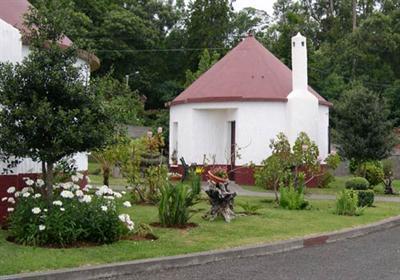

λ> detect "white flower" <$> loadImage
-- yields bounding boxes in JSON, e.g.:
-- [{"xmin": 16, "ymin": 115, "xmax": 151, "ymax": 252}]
[
  {"xmin": 60, "ymin": 190, "xmax": 74, "ymax": 199},
  {"xmin": 14, "ymin": 191, "xmax": 20, "ymax": 198},
  {"xmin": 7, "ymin": 197, "xmax": 15, "ymax": 204},
  {"xmin": 25, "ymin": 179, "xmax": 34, "ymax": 186},
  {"xmin": 34, "ymin": 193, "xmax": 42, "ymax": 199},
  {"xmin": 118, "ymin": 214, "xmax": 129, "ymax": 223},
  {"xmin": 39, "ymin": 225, "xmax": 46, "ymax": 231},
  {"xmin": 113, "ymin": 192, "xmax": 122, "ymax": 198},
  {"xmin": 7, "ymin": 186, "xmax": 16, "ymax": 194},
  {"xmin": 71, "ymin": 175, "xmax": 79, "ymax": 183},
  {"xmin": 60, "ymin": 207, "xmax": 65, "ymax": 212},
  {"xmin": 118, "ymin": 214, "xmax": 135, "ymax": 231},
  {"xmin": 61, "ymin": 182, "xmax": 73, "ymax": 190},
  {"xmin": 21, "ymin": 187, "xmax": 31, "ymax": 194},
  {"xmin": 44, "ymin": 208, "xmax": 48, "ymax": 212},
  {"xmin": 96, "ymin": 185, "xmax": 113, "ymax": 196},
  {"xmin": 83, "ymin": 184, "xmax": 92, "ymax": 192},
  {"xmin": 53, "ymin": 200, "xmax": 63, "ymax": 206},
  {"xmin": 121, "ymin": 191, "xmax": 126, "ymax": 195},
  {"xmin": 77, "ymin": 172, "xmax": 84, "ymax": 180},
  {"xmin": 104, "ymin": 196, "xmax": 115, "ymax": 200},
  {"xmin": 1, "ymin": 197, "xmax": 7, "ymax": 202},
  {"xmin": 75, "ymin": 190, "xmax": 84, "ymax": 197},
  {"xmin": 72, "ymin": 184, "xmax": 80, "ymax": 191},
  {"xmin": 36, "ymin": 179, "xmax": 45, "ymax": 187},
  {"xmin": 32, "ymin": 207, "xmax": 41, "ymax": 214},
  {"xmin": 101, "ymin": 205, "xmax": 108, "ymax": 212},
  {"xmin": 22, "ymin": 192, "xmax": 31, "ymax": 198},
  {"xmin": 7, "ymin": 207, "xmax": 14, "ymax": 212},
  {"xmin": 80, "ymin": 195, "xmax": 92, "ymax": 203},
  {"xmin": 123, "ymin": 201, "xmax": 132, "ymax": 208}
]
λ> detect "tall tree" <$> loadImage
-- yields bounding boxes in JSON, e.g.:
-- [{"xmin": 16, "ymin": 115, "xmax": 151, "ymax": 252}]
[
  {"xmin": 185, "ymin": 0, "xmax": 233, "ymax": 70},
  {"xmin": 0, "ymin": 0, "xmax": 113, "ymax": 200},
  {"xmin": 335, "ymin": 84, "xmax": 395, "ymax": 164}
]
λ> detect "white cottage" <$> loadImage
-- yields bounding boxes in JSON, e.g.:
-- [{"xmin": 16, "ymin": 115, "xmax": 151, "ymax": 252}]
[
  {"xmin": 169, "ymin": 34, "xmax": 331, "ymax": 185},
  {"xmin": 0, "ymin": 1, "xmax": 99, "ymax": 186}
]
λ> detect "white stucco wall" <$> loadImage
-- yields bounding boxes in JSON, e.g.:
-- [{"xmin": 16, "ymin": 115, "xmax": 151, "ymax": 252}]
[
  {"xmin": 0, "ymin": 19, "xmax": 22, "ymax": 63},
  {"xmin": 170, "ymin": 101, "xmax": 330, "ymax": 166},
  {"xmin": 0, "ymin": 27, "xmax": 89, "ymax": 174}
]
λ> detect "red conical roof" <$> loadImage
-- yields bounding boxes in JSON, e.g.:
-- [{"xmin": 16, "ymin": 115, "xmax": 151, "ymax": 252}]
[{"xmin": 171, "ymin": 36, "xmax": 331, "ymax": 106}]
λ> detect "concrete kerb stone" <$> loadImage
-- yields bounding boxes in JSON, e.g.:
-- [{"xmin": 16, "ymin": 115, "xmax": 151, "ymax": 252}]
[{"xmin": 2, "ymin": 215, "xmax": 400, "ymax": 280}]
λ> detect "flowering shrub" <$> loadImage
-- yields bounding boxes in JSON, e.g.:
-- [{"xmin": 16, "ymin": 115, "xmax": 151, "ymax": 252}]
[{"xmin": 2, "ymin": 176, "xmax": 134, "ymax": 246}]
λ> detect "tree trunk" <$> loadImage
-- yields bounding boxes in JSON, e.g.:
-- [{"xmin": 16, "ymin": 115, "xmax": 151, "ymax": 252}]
[
  {"xmin": 203, "ymin": 181, "xmax": 236, "ymax": 222},
  {"xmin": 45, "ymin": 161, "xmax": 54, "ymax": 202},
  {"xmin": 352, "ymin": 0, "xmax": 357, "ymax": 31},
  {"xmin": 329, "ymin": 0, "xmax": 334, "ymax": 17},
  {"xmin": 103, "ymin": 167, "xmax": 110, "ymax": 186}
]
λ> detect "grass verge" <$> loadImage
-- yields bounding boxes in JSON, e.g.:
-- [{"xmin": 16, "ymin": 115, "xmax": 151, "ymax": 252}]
[{"xmin": 1, "ymin": 196, "xmax": 400, "ymax": 275}]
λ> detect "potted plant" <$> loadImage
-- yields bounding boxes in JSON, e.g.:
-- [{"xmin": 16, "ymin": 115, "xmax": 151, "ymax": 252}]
[{"xmin": 208, "ymin": 167, "xmax": 228, "ymax": 184}]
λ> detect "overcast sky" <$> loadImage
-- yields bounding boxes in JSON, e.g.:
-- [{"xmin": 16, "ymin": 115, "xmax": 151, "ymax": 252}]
[{"xmin": 232, "ymin": 0, "xmax": 275, "ymax": 15}]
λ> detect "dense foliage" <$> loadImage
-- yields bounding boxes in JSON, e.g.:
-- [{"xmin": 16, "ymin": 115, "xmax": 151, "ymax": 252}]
[
  {"xmin": 335, "ymin": 85, "xmax": 395, "ymax": 164},
  {"xmin": 255, "ymin": 132, "xmax": 319, "ymax": 203},
  {"xmin": 335, "ymin": 189, "xmax": 364, "ymax": 216},
  {"xmin": 345, "ymin": 177, "xmax": 370, "ymax": 190},
  {"xmin": 2, "ymin": 177, "xmax": 133, "ymax": 246},
  {"xmin": 25, "ymin": 0, "xmax": 400, "ymax": 157}
]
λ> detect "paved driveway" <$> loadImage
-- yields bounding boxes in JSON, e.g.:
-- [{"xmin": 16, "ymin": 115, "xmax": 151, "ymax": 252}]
[{"xmin": 121, "ymin": 225, "xmax": 400, "ymax": 280}]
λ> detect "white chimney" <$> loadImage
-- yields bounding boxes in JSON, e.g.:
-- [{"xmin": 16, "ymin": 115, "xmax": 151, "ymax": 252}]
[{"xmin": 291, "ymin": 32, "xmax": 308, "ymax": 92}]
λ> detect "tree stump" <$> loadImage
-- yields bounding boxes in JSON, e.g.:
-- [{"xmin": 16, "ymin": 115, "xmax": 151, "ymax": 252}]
[{"xmin": 203, "ymin": 181, "xmax": 237, "ymax": 222}]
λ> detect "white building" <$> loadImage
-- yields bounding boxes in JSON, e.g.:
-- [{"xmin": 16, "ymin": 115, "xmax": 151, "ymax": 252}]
[
  {"xmin": 169, "ymin": 33, "xmax": 331, "ymax": 185},
  {"xmin": 0, "ymin": 0, "xmax": 99, "ymax": 181}
]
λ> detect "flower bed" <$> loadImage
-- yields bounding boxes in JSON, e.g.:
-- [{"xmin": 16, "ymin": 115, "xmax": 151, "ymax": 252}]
[{"xmin": 1, "ymin": 176, "xmax": 134, "ymax": 247}]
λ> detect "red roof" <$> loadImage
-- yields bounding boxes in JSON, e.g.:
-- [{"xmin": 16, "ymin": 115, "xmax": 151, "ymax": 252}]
[
  {"xmin": 172, "ymin": 36, "xmax": 331, "ymax": 106},
  {"xmin": 0, "ymin": 0, "xmax": 72, "ymax": 47}
]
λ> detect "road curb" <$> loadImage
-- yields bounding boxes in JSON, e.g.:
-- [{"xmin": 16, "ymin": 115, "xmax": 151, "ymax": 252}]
[{"xmin": 3, "ymin": 215, "xmax": 400, "ymax": 280}]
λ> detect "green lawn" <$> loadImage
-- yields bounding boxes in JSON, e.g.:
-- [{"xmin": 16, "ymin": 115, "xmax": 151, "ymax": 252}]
[
  {"xmin": 87, "ymin": 162, "xmax": 128, "ymax": 187},
  {"xmin": 242, "ymin": 176, "xmax": 400, "ymax": 196},
  {"xmin": 2, "ymin": 196, "xmax": 400, "ymax": 276}
]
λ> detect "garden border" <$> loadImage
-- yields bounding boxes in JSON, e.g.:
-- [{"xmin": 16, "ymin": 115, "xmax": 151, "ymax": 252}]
[{"xmin": 2, "ymin": 214, "xmax": 400, "ymax": 280}]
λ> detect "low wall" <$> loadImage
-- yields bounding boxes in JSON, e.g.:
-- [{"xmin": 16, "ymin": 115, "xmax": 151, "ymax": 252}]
[{"xmin": 170, "ymin": 165, "xmax": 323, "ymax": 187}]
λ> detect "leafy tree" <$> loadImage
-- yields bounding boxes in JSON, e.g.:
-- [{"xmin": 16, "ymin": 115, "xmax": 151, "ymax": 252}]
[
  {"xmin": 0, "ymin": 1, "xmax": 113, "ymax": 200},
  {"xmin": 185, "ymin": 0, "xmax": 233, "ymax": 69},
  {"xmin": 184, "ymin": 49, "xmax": 220, "ymax": 88},
  {"xmin": 335, "ymin": 84, "xmax": 396, "ymax": 165}
]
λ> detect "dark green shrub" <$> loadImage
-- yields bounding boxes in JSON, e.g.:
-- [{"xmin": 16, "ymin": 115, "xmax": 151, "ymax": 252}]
[
  {"xmin": 279, "ymin": 185, "xmax": 309, "ymax": 210},
  {"xmin": 345, "ymin": 177, "xmax": 370, "ymax": 190},
  {"xmin": 362, "ymin": 162, "xmax": 384, "ymax": 186},
  {"xmin": 335, "ymin": 189, "xmax": 364, "ymax": 216},
  {"xmin": 158, "ymin": 183, "xmax": 192, "ymax": 227},
  {"xmin": 357, "ymin": 190, "xmax": 374, "ymax": 207},
  {"xmin": 319, "ymin": 172, "xmax": 335, "ymax": 188}
]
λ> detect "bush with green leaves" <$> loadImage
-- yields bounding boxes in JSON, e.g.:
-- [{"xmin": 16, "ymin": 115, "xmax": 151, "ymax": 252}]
[
  {"xmin": 279, "ymin": 185, "xmax": 309, "ymax": 210},
  {"xmin": 361, "ymin": 161, "xmax": 384, "ymax": 186},
  {"xmin": 335, "ymin": 189, "xmax": 364, "ymax": 216},
  {"xmin": 237, "ymin": 201, "xmax": 262, "ymax": 215},
  {"xmin": 2, "ymin": 177, "xmax": 134, "ymax": 246},
  {"xmin": 345, "ymin": 177, "xmax": 370, "ymax": 190},
  {"xmin": 357, "ymin": 190, "xmax": 374, "ymax": 207},
  {"xmin": 158, "ymin": 183, "xmax": 194, "ymax": 227}
]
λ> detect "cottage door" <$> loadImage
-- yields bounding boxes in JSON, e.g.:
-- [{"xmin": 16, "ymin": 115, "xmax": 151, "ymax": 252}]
[{"xmin": 228, "ymin": 121, "xmax": 236, "ymax": 180}]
